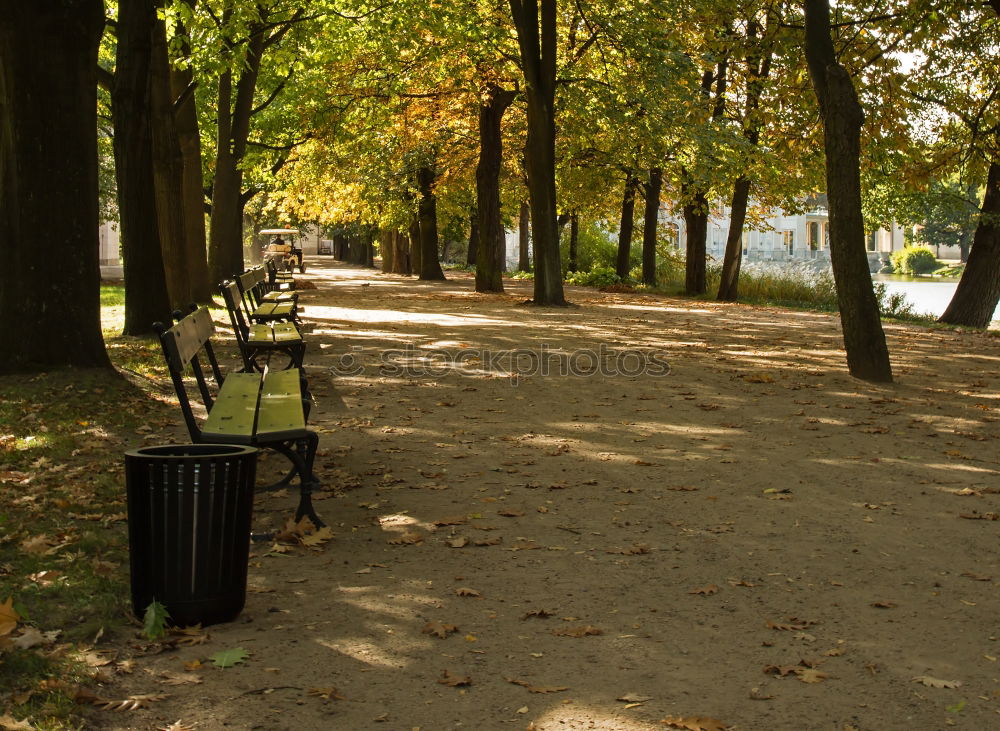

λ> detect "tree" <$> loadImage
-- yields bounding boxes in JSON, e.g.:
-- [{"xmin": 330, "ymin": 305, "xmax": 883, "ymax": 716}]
[
  {"xmin": 509, "ymin": 0, "xmax": 566, "ymax": 305},
  {"xmin": 0, "ymin": 0, "xmax": 112, "ymax": 371},
  {"xmin": 475, "ymin": 83, "xmax": 517, "ymax": 293},
  {"xmin": 804, "ymin": 0, "xmax": 892, "ymax": 382}
]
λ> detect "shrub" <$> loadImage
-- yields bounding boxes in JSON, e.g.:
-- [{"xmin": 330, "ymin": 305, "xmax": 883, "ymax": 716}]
[
  {"xmin": 890, "ymin": 245, "xmax": 938, "ymax": 275},
  {"xmin": 565, "ymin": 265, "xmax": 621, "ymax": 287},
  {"xmin": 509, "ymin": 269, "xmax": 534, "ymax": 280}
]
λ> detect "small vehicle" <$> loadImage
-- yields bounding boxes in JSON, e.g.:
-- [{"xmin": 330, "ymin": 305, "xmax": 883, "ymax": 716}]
[{"xmin": 260, "ymin": 228, "xmax": 306, "ymax": 274}]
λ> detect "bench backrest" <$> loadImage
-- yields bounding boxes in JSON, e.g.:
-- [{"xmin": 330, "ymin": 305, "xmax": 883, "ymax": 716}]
[
  {"xmin": 220, "ymin": 280, "xmax": 256, "ymax": 372},
  {"xmin": 237, "ymin": 268, "xmax": 267, "ymax": 310},
  {"xmin": 154, "ymin": 306, "xmax": 225, "ymax": 442}
]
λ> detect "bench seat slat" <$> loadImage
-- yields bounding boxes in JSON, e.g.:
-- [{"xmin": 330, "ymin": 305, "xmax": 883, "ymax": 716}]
[
  {"xmin": 271, "ymin": 323, "xmax": 302, "ymax": 343},
  {"xmin": 261, "ymin": 291, "xmax": 297, "ymax": 304},
  {"xmin": 256, "ymin": 368, "xmax": 307, "ymax": 439},
  {"xmin": 252, "ymin": 302, "xmax": 295, "ymax": 319},
  {"xmin": 247, "ymin": 323, "xmax": 276, "ymax": 345},
  {"xmin": 202, "ymin": 373, "xmax": 261, "ymax": 442}
]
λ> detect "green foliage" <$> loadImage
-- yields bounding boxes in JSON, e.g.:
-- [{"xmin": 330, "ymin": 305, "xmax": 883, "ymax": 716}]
[
  {"xmin": 871, "ymin": 282, "xmax": 925, "ymax": 321},
  {"xmin": 509, "ymin": 270, "xmax": 534, "ymax": 280},
  {"xmin": 564, "ymin": 265, "xmax": 621, "ymax": 287},
  {"xmin": 211, "ymin": 647, "xmax": 250, "ymax": 668},
  {"xmin": 890, "ymin": 245, "xmax": 939, "ymax": 275},
  {"xmin": 143, "ymin": 600, "xmax": 170, "ymax": 640}
]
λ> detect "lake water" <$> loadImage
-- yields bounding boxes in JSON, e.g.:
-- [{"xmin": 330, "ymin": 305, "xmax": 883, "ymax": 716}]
[{"xmin": 873, "ymin": 275, "xmax": 1000, "ymax": 324}]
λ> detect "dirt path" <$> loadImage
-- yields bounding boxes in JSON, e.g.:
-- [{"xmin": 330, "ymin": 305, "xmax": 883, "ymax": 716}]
[{"xmin": 97, "ymin": 260, "xmax": 1000, "ymax": 731}]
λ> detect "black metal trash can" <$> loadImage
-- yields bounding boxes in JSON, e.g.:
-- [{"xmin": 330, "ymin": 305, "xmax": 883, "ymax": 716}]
[{"xmin": 125, "ymin": 444, "xmax": 258, "ymax": 627}]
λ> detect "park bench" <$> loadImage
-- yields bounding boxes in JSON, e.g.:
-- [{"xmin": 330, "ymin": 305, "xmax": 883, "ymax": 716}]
[
  {"xmin": 154, "ymin": 306, "xmax": 323, "ymax": 527},
  {"xmin": 237, "ymin": 269, "xmax": 299, "ymax": 324},
  {"xmin": 220, "ymin": 281, "xmax": 306, "ymax": 372},
  {"xmin": 265, "ymin": 258, "xmax": 296, "ymax": 291}
]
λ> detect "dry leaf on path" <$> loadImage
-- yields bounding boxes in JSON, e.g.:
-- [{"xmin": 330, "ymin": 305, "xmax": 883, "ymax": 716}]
[
  {"xmin": 617, "ymin": 693, "xmax": 653, "ymax": 703},
  {"xmin": 506, "ymin": 677, "xmax": 569, "ymax": 693},
  {"xmin": 913, "ymin": 676, "xmax": 962, "ymax": 689},
  {"xmin": 497, "ymin": 509, "xmax": 525, "ymax": 517},
  {"xmin": 158, "ymin": 722, "xmax": 196, "ymax": 731},
  {"xmin": 522, "ymin": 609, "xmax": 553, "ymax": 620},
  {"xmin": 796, "ymin": 668, "xmax": 829, "ymax": 684},
  {"xmin": 422, "ymin": 622, "xmax": 458, "ymax": 639},
  {"xmin": 387, "ymin": 532, "xmax": 423, "ymax": 545},
  {"xmin": 763, "ymin": 665, "xmax": 798, "ymax": 677},
  {"xmin": 92, "ymin": 693, "xmax": 169, "ymax": 711},
  {"xmin": 552, "ymin": 625, "xmax": 602, "ymax": 637},
  {"xmin": 870, "ymin": 601, "xmax": 896, "ymax": 609},
  {"xmin": 300, "ymin": 527, "xmax": 335, "ymax": 547},
  {"xmin": 608, "ymin": 545, "xmax": 650, "ymax": 555},
  {"xmin": 455, "ymin": 588, "xmax": 481, "ymax": 597},
  {"xmin": 433, "ymin": 516, "xmax": 468, "ymax": 526},
  {"xmin": 155, "ymin": 671, "xmax": 202, "ymax": 686},
  {"xmin": 661, "ymin": 715, "xmax": 730, "ymax": 731},
  {"xmin": 688, "ymin": 584, "xmax": 719, "ymax": 595},
  {"xmin": 0, "ymin": 714, "xmax": 33, "ymax": 730},
  {"xmin": 448, "ymin": 537, "xmax": 470, "ymax": 548},
  {"xmin": 438, "ymin": 670, "xmax": 471, "ymax": 687}
]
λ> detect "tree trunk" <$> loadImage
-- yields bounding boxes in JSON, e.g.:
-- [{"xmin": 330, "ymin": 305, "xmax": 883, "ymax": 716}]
[
  {"xmin": 509, "ymin": 0, "xmax": 566, "ymax": 305},
  {"xmin": 805, "ymin": 0, "xmax": 893, "ymax": 382},
  {"xmin": 642, "ymin": 168, "xmax": 662, "ymax": 286},
  {"xmin": 568, "ymin": 212, "xmax": 579, "ymax": 272},
  {"xmin": 113, "ymin": 0, "xmax": 172, "ymax": 335},
  {"xmin": 381, "ymin": 229, "xmax": 394, "ymax": 273},
  {"xmin": 518, "ymin": 200, "xmax": 531, "ymax": 271},
  {"xmin": 170, "ymin": 0, "xmax": 211, "ymax": 302},
  {"xmin": 476, "ymin": 84, "xmax": 516, "ymax": 293},
  {"xmin": 717, "ymin": 177, "xmax": 751, "ymax": 300},
  {"xmin": 409, "ymin": 217, "xmax": 422, "ymax": 275},
  {"xmin": 616, "ymin": 172, "xmax": 637, "ymax": 279},
  {"xmin": 0, "ymin": 0, "xmax": 111, "ymax": 370},
  {"xmin": 209, "ymin": 17, "xmax": 265, "ymax": 284},
  {"xmin": 416, "ymin": 165, "xmax": 446, "ymax": 280},
  {"xmin": 940, "ymin": 161, "xmax": 1000, "ymax": 327},
  {"xmin": 467, "ymin": 213, "xmax": 479, "ymax": 266},
  {"xmin": 395, "ymin": 230, "xmax": 411, "ymax": 274},
  {"xmin": 150, "ymin": 2, "xmax": 190, "ymax": 309},
  {"xmin": 682, "ymin": 178, "xmax": 708, "ymax": 296}
]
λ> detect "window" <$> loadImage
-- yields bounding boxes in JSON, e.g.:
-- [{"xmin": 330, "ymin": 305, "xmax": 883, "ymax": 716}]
[
  {"xmin": 808, "ymin": 222, "xmax": 819, "ymax": 250},
  {"xmin": 783, "ymin": 230, "xmax": 794, "ymax": 255}
]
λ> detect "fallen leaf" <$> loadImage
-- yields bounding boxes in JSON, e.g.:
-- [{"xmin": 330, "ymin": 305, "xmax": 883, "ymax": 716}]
[
  {"xmin": 688, "ymin": 584, "xmax": 719, "ymax": 596},
  {"xmin": 437, "ymin": 670, "xmax": 471, "ymax": 687},
  {"xmin": 433, "ymin": 516, "xmax": 468, "ymax": 526},
  {"xmin": 960, "ymin": 572, "xmax": 992, "ymax": 581},
  {"xmin": 210, "ymin": 647, "xmax": 249, "ymax": 668},
  {"xmin": 552, "ymin": 625, "xmax": 602, "ymax": 637},
  {"xmin": 92, "ymin": 693, "xmax": 169, "ymax": 711},
  {"xmin": 455, "ymin": 588, "xmax": 481, "ymax": 597},
  {"xmin": 617, "ymin": 693, "xmax": 653, "ymax": 703},
  {"xmin": 300, "ymin": 526, "xmax": 335, "ymax": 547},
  {"xmin": 422, "ymin": 622, "xmax": 458, "ymax": 639},
  {"xmin": 913, "ymin": 675, "xmax": 962, "ymax": 689},
  {"xmin": 748, "ymin": 687, "xmax": 774, "ymax": 700},
  {"xmin": 155, "ymin": 671, "xmax": 203, "ymax": 686},
  {"xmin": 797, "ymin": 668, "xmax": 829, "ymax": 684},
  {"xmin": 506, "ymin": 677, "xmax": 569, "ymax": 693},
  {"xmin": 387, "ymin": 532, "xmax": 424, "ymax": 545},
  {"xmin": 608, "ymin": 545, "xmax": 650, "ymax": 555},
  {"xmin": 959, "ymin": 511, "xmax": 999, "ymax": 520},
  {"xmin": 870, "ymin": 601, "xmax": 896, "ymax": 609},
  {"xmin": 497, "ymin": 509, "xmax": 525, "ymax": 517},
  {"xmin": 0, "ymin": 714, "xmax": 33, "ymax": 730},
  {"xmin": 448, "ymin": 537, "xmax": 470, "ymax": 548},
  {"xmin": 521, "ymin": 609, "xmax": 553, "ymax": 620},
  {"xmin": 660, "ymin": 715, "xmax": 730, "ymax": 731},
  {"xmin": 0, "ymin": 598, "xmax": 20, "ymax": 637},
  {"xmin": 762, "ymin": 665, "xmax": 798, "ymax": 677}
]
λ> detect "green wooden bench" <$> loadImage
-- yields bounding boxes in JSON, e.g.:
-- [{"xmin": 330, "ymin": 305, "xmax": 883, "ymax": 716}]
[
  {"xmin": 237, "ymin": 269, "xmax": 299, "ymax": 324},
  {"xmin": 220, "ymin": 281, "xmax": 306, "ymax": 372},
  {"xmin": 154, "ymin": 306, "xmax": 323, "ymax": 527},
  {"xmin": 265, "ymin": 258, "xmax": 296, "ymax": 291}
]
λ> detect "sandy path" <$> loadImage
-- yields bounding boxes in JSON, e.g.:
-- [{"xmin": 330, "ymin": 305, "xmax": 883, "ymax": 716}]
[{"xmin": 99, "ymin": 259, "xmax": 1000, "ymax": 731}]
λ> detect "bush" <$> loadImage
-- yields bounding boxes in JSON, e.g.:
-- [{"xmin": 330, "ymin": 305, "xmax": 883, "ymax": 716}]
[
  {"xmin": 565, "ymin": 265, "xmax": 621, "ymax": 287},
  {"xmin": 890, "ymin": 245, "xmax": 938, "ymax": 275},
  {"xmin": 509, "ymin": 269, "xmax": 534, "ymax": 280}
]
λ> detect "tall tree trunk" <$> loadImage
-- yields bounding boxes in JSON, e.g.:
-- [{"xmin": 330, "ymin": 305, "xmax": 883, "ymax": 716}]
[
  {"xmin": 518, "ymin": 200, "xmax": 531, "ymax": 271},
  {"xmin": 380, "ymin": 229, "xmax": 394, "ymax": 273},
  {"xmin": 150, "ymin": 2, "xmax": 190, "ymax": 308},
  {"xmin": 0, "ymin": 0, "xmax": 111, "ymax": 370},
  {"xmin": 940, "ymin": 162, "xmax": 1000, "ymax": 327},
  {"xmin": 568, "ymin": 212, "xmax": 579, "ymax": 272},
  {"xmin": 642, "ymin": 168, "xmax": 662, "ymax": 286},
  {"xmin": 113, "ymin": 0, "xmax": 172, "ymax": 335},
  {"xmin": 616, "ymin": 172, "xmax": 638, "ymax": 279},
  {"xmin": 395, "ymin": 230, "xmax": 411, "ymax": 274},
  {"xmin": 718, "ymin": 17, "xmax": 771, "ymax": 301},
  {"xmin": 170, "ymin": 0, "xmax": 211, "ymax": 302},
  {"xmin": 416, "ymin": 165, "xmax": 446, "ymax": 280},
  {"xmin": 409, "ymin": 216, "xmax": 422, "ymax": 275},
  {"xmin": 209, "ymin": 17, "xmax": 265, "ymax": 284},
  {"xmin": 717, "ymin": 177, "xmax": 751, "ymax": 300},
  {"xmin": 476, "ymin": 84, "xmax": 516, "ymax": 293},
  {"xmin": 509, "ymin": 0, "xmax": 566, "ymax": 305},
  {"xmin": 805, "ymin": 0, "xmax": 892, "ymax": 382},
  {"xmin": 467, "ymin": 212, "xmax": 479, "ymax": 266},
  {"xmin": 683, "ymin": 181, "xmax": 708, "ymax": 295}
]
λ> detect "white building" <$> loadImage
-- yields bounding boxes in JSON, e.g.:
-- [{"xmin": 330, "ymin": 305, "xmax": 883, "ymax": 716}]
[{"xmin": 665, "ymin": 196, "xmax": 909, "ymax": 271}]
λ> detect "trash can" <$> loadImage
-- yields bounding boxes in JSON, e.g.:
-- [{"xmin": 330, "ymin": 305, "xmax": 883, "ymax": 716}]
[{"xmin": 125, "ymin": 444, "xmax": 258, "ymax": 627}]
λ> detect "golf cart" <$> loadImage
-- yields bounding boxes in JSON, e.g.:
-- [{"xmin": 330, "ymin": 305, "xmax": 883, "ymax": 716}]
[{"xmin": 260, "ymin": 228, "xmax": 306, "ymax": 274}]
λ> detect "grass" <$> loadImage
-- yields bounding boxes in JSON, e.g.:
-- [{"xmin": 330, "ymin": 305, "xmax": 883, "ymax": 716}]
[{"xmin": 0, "ymin": 285, "xmax": 193, "ymax": 729}]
